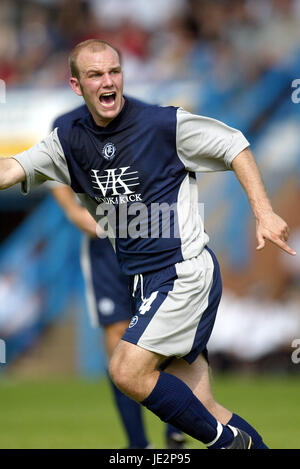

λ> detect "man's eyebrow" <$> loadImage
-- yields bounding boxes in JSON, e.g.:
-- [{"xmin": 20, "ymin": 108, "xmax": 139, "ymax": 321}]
[
  {"xmin": 85, "ymin": 66, "xmax": 121, "ymax": 74},
  {"xmin": 85, "ymin": 68, "xmax": 102, "ymax": 74}
]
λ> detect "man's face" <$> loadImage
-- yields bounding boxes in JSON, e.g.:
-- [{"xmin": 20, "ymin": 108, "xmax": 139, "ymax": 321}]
[{"xmin": 70, "ymin": 47, "xmax": 124, "ymax": 127}]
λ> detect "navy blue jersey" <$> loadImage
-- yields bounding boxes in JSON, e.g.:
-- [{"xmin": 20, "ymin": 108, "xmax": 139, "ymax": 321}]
[
  {"xmin": 13, "ymin": 96, "xmax": 250, "ymax": 275},
  {"xmin": 57, "ymin": 97, "xmax": 187, "ymax": 274}
]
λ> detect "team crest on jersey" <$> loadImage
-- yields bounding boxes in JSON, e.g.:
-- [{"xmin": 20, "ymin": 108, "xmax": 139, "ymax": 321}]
[{"xmin": 102, "ymin": 142, "xmax": 116, "ymax": 160}]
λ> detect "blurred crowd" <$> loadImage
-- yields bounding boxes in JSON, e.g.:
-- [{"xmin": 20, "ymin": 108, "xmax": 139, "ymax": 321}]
[{"xmin": 1, "ymin": 0, "xmax": 300, "ymax": 89}]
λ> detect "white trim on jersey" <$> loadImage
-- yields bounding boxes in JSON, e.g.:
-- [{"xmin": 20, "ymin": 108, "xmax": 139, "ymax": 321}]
[{"xmin": 177, "ymin": 173, "xmax": 209, "ymax": 261}]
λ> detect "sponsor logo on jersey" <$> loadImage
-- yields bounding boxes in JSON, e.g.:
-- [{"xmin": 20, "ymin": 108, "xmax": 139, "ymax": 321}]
[
  {"xmin": 91, "ymin": 166, "xmax": 200, "ymax": 240},
  {"xmin": 91, "ymin": 166, "xmax": 142, "ymax": 204},
  {"xmin": 102, "ymin": 142, "xmax": 116, "ymax": 160}
]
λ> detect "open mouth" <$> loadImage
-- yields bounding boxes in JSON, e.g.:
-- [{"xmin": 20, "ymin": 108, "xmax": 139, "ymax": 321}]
[{"xmin": 99, "ymin": 92, "xmax": 116, "ymax": 108}]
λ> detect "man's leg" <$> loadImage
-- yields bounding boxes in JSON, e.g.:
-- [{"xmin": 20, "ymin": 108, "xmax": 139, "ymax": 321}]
[
  {"xmin": 165, "ymin": 353, "xmax": 268, "ymax": 449},
  {"xmin": 82, "ymin": 236, "xmax": 183, "ymax": 447},
  {"xmin": 164, "ymin": 353, "xmax": 232, "ymax": 423},
  {"xmin": 105, "ymin": 321, "xmax": 150, "ymax": 449},
  {"xmin": 106, "ymin": 321, "xmax": 184, "ymax": 448},
  {"xmin": 111, "ymin": 250, "xmax": 255, "ymax": 449},
  {"xmin": 109, "ymin": 340, "xmax": 241, "ymax": 449}
]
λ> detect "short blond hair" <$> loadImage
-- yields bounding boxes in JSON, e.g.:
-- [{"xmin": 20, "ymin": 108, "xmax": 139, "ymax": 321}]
[{"xmin": 69, "ymin": 39, "xmax": 121, "ymax": 79}]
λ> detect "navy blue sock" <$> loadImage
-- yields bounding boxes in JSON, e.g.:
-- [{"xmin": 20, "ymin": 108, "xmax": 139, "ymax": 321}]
[
  {"xmin": 108, "ymin": 377, "xmax": 149, "ymax": 448},
  {"xmin": 228, "ymin": 413, "xmax": 269, "ymax": 449},
  {"xmin": 142, "ymin": 371, "xmax": 233, "ymax": 448}
]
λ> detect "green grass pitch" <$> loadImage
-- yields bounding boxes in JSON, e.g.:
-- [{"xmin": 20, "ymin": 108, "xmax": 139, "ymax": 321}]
[{"xmin": 0, "ymin": 373, "xmax": 299, "ymax": 449}]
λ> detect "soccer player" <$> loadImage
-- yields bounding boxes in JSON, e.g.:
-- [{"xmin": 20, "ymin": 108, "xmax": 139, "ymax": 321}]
[
  {"xmin": 51, "ymin": 180, "xmax": 185, "ymax": 449},
  {"xmin": 0, "ymin": 39, "xmax": 295, "ymax": 449}
]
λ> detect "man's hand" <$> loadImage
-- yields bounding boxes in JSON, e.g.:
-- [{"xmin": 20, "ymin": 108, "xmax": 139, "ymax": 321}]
[
  {"xmin": 232, "ymin": 148, "xmax": 296, "ymax": 256},
  {"xmin": 255, "ymin": 211, "xmax": 296, "ymax": 256},
  {"xmin": 51, "ymin": 184, "xmax": 98, "ymax": 238},
  {"xmin": 67, "ymin": 204, "xmax": 98, "ymax": 238}
]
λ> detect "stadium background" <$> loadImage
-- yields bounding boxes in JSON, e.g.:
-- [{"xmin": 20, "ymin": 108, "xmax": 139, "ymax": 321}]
[{"xmin": 0, "ymin": 0, "xmax": 299, "ymax": 449}]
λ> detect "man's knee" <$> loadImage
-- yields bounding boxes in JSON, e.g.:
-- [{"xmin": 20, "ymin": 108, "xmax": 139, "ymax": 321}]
[
  {"xmin": 109, "ymin": 349, "xmax": 133, "ymax": 396},
  {"xmin": 108, "ymin": 340, "xmax": 163, "ymax": 402}
]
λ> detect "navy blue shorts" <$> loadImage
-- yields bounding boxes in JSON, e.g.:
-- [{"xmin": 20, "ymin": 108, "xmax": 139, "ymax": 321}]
[
  {"xmin": 122, "ymin": 247, "xmax": 222, "ymax": 364},
  {"xmin": 80, "ymin": 236, "xmax": 131, "ymax": 327}
]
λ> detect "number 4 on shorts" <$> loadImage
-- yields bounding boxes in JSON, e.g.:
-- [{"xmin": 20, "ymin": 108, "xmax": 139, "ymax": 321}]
[{"xmin": 139, "ymin": 291, "xmax": 158, "ymax": 315}]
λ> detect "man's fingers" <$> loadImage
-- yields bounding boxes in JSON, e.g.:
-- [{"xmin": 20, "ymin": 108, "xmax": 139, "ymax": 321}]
[
  {"xmin": 281, "ymin": 225, "xmax": 290, "ymax": 242},
  {"xmin": 270, "ymin": 236, "xmax": 296, "ymax": 256},
  {"xmin": 256, "ymin": 233, "xmax": 265, "ymax": 251},
  {"xmin": 256, "ymin": 228, "xmax": 296, "ymax": 255},
  {"xmin": 256, "ymin": 215, "xmax": 296, "ymax": 255}
]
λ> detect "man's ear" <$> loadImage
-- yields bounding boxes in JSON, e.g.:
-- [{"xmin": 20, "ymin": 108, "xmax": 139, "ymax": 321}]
[{"xmin": 69, "ymin": 77, "xmax": 83, "ymax": 97}]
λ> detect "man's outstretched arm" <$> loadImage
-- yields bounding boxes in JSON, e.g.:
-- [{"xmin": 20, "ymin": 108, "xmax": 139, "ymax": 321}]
[
  {"xmin": 232, "ymin": 147, "xmax": 296, "ymax": 256},
  {"xmin": 0, "ymin": 130, "xmax": 71, "ymax": 194},
  {"xmin": 0, "ymin": 158, "xmax": 26, "ymax": 190}
]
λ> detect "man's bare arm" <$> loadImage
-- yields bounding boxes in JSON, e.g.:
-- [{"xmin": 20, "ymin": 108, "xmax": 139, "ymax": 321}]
[
  {"xmin": 52, "ymin": 185, "xmax": 98, "ymax": 238},
  {"xmin": 232, "ymin": 147, "xmax": 296, "ymax": 256},
  {"xmin": 0, "ymin": 158, "xmax": 25, "ymax": 189}
]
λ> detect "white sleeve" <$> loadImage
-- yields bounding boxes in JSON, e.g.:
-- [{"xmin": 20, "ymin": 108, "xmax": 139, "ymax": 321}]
[
  {"xmin": 176, "ymin": 108, "xmax": 250, "ymax": 172},
  {"xmin": 11, "ymin": 128, "xmax": 71, "ymax": 194}
]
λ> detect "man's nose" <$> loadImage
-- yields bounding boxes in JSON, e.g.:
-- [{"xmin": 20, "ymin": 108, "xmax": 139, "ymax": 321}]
[{"xmin": 102, "ymin": 72, "xmax": 113, "ymax": 87}]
